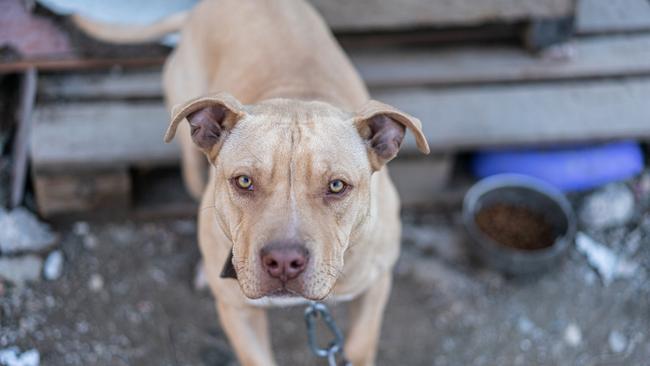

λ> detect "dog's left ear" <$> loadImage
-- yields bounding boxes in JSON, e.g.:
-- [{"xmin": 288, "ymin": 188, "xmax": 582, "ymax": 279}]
[
  {"xmin": 354, "ymin": 100, "xmax": 430, "ymax": 171},
  {"xmin": 164, "ymin": 92, "xmax": 246, "ymax": 160}
]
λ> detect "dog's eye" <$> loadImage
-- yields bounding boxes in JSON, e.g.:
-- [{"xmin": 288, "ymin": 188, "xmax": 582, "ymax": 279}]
[
  {"xmin": 235, "ymin": 175, "xmax": 254, "ymax": 190},
  {"xmin": 327, "ymin": 179, "xmax": 347, "ymax": 194}
]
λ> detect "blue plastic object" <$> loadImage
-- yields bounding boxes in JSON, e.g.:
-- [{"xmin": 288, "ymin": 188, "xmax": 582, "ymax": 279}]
[{"xmin": 471, "ymin": 141, "xmax": 645, "ymax": 192}]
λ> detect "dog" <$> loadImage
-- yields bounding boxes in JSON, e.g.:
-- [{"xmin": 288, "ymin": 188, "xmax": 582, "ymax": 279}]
[{"xmin": 74, "ymin": 0, "xmax": 429, "ymax": 364}]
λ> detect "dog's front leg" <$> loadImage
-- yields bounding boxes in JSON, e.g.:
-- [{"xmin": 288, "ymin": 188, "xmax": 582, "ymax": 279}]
[
  {"xmin": 344, "ymin": 271, "xmax": 392, "ymax": 366},
  {"xmin": 217, "ymin": 301, "xmax": 276, "ymax": 366}
]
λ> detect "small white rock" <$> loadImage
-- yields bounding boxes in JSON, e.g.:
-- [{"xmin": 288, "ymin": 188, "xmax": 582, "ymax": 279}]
[
  {"xmin": 0, "ymin": 347, "xmax": 40, "ymax": 366},
  {"xmin": 579, "ymin": 184, "xmax": 635, "ymax": 230},
  {"xmin": 88, "ymin": 274, "xmax": 104, "ymax": 292},
  {"xmin": 0, "ymin": 207, "xmax": 57, "ymax": 254},
  {"xmin": 564, "ymin": 323, "xmax": 582, "ymax": 347},
  {"xmin": 517, "ymin": 316, "xmax": 534, "ymax": 335},
  {"xmin": 576, "ymin": 232, "xmax": 638, "ymax": 286},
  {"xmin": 609, "ymin": 330, "xmax": 627, "ymax": 353},
  {"xmin": 83, "ymin": 235, "xmax": 98, "ymax": 250},
  {"xmin": 43, "ymin": 251, "xmax": 63, "ymax": 281},
  {"xmin": 0, "ymin": 256, "xmax": 43, "ymax": 286},
  {"xmin": 72, "ymin": 221, "xmax": 90, "ymax": 236},
  {"xmin": 76, "ymin": 321, "xmax": 90, "ymax": 334}
]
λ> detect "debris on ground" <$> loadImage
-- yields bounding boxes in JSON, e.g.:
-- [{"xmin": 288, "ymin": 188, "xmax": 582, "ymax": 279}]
[
  {"xmin": 563, "ymin": 323, "xmax": 582, "ymax": 347},
  {"xmin": 87, "ymin": 273, "xmax": 104, "ymax": 292},
  {"xmin": 608, "ymin": 330, "xmax": 627, "ymax": 354},
  {"xmin": 1, "ymin": 171, "xmax": 649, "ymax": 365},
  {"xmin": 0, "ymin": 255, "xmax": 42, "ymax": 285},
  {"xmin": 401, "ymin": 222, "xmax": 466, "ymax": 263},
  {"xmin": 575, "ymin": 232, "xmax": 639, "ymax": 286},
  {"xmin": 72, "ymin": 222, "xmax": 90, "ymax": 237},
  {"xmin": 42, "ymin": 250, "xmax": 63, "ymax": 281},
  {"xmin": 0, "ymin": 347, "xmax": 39, "ymax": 366},
  {"xmin": 0, "ymin": 207, "xmax": 57, "ymax": 254},
  {"xmin": 579, "ymin": 183, "xmax": 635, "ymax": 230}
]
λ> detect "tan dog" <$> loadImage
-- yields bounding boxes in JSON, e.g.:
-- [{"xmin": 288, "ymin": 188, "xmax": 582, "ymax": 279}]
[{"xmin": 74, "ymin": 1, "xmax": 429, "ymax": 364}]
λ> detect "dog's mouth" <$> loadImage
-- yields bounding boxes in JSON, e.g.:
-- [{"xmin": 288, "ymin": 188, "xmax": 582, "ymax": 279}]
[{"xmin": 267, "ymin": 287, "xmax": 301, "ymax": 298}]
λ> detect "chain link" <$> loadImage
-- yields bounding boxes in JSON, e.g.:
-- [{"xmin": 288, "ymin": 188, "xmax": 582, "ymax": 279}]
[{"xmin": 304, "ymin": 301, "xmax": 351, "ymax": 366}]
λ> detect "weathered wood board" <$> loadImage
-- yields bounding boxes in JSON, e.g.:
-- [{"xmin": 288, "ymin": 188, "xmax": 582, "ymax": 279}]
[
  {"xmin": 32, "ymin": 76, "xmax": 650, "ymax": 162},
  {"xmin": 354, "ymin": 34, "xmax": 650, "ymax": 87},
  {"xmin": 38, "ymin": 69, "xmax": 163, "ymax": 100},
  {"xmin": 33, "ymin": 168, "xmax": 130, "ymax": 216},
  {"xmin": 375, "ymin": 78, "xmax": 650, "ymax": 152},
  {"xmin": 309, "ymin": 0, "xmax": 574, "ymax": 31},
  {"xmin": 30, "ymin": 101, "xmax": 178, "ymax": 169},
  {"xmin": 38, "ymin": 34, "xmax": 650, "ymax": 97},
  {"xmin": 577, "ymin": 0, "xmax": 650, "ymax": 34}
]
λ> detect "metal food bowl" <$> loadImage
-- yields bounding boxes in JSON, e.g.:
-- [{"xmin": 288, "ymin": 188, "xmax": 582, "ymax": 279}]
[{"xmin": 462, "ymin": 174, "xmax": 576, "ymax": 275}]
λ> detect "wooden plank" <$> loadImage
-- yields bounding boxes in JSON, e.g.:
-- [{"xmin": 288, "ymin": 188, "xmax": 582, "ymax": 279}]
[
  {"xmin": 30, "ymin": 101, "xmax": 178, "ymax": 169},
  {"xmin": 354, "ymin": 34, "xmax": 650, "ymax": 87},
  {"xmin": 374, "ymin": 77, "xmax": 650, "ymax": 152},
  {"xmin": 577, "ymin": 0, "xmax": 650, "ymax": 34},
  {"xmin": 32, "ymin": 77, "xmax": 650, "ymax": 162},
  {"xmin": 0, "ymin": 56, "xmax": 165, "ymax": 74},
  {"xmin": 309, "ymin": 0, "xmax": 573, "ymax": 31},
  {"xmin": 10, "ymin": 68, "xmax": 36, "ymax": 208},
  {"xmin": 33, "ymin": 168, "xmax": 130, "ymax": 217},
  {"xmin": 38, "ymin": 34, "xmax": 650, "ymax": 98},
  {"xmin": 38, "ymin": 69, "xmax": 162, "ymax": 100}
]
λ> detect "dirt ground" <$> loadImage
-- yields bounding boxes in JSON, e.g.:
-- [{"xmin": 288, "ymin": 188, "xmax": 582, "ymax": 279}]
[{"xmin": 1, "ymin": 185, "xmax": 650, "ymax": 366}]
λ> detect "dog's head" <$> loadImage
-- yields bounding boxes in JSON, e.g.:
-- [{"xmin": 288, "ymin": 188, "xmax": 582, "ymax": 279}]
[{"xmin": 165, "ymin": 92, "xmax": 429, "ymax": 300}]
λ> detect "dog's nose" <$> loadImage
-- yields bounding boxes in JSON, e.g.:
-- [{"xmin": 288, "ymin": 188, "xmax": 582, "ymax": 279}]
[{"xmin": 260, "ymin": 244, "xmax": 308, "ymax": 282}]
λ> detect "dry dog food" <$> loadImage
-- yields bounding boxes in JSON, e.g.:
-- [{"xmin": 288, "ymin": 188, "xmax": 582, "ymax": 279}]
[{"xmin": 475, "ymin": 203, "xmax": 555, "ymax": 250}]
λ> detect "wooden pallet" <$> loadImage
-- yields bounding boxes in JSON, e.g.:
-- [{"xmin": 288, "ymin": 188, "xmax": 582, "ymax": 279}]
[
  {"xmin": 30, "ymin": 33, "xmax": 650, "ymax": 215},
  {"xmin": 31, "ymin": 101, "xmax": 176, "ymax": 170},
  {"xmin": 35, "ymin": 76, "xmax": 650, "ymax": 155},
  {"xmin": 39, "ymin": 34, "xmax": 650, "ymax": 94},
  {"xmin": 310, "ymin": 0, "xmax": 573, "ymax": 31},
  {"xmin": 30, "ymin": 101, "xmax": 177, "ymax": 216}
]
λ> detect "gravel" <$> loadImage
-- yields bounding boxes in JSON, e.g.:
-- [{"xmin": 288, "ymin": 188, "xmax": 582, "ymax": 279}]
[{"xmin": 1, "ymin": 171, "xmax": 649, "ymax": 365}]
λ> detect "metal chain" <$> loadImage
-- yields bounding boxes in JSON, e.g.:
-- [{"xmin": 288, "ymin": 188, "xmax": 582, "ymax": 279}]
[{"xmin": 304, "ymin": 301, "xmax": 351, "ymax": 366}]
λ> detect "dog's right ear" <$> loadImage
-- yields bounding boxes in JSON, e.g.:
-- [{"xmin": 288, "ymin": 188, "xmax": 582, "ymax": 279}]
[{"xmin": 164, "ymin": 92, "xmax": 246, "ymax": 160}]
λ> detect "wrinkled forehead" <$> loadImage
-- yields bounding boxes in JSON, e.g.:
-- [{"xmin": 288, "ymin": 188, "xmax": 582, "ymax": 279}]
[{"xmin": 218, "ymin": 101, "xmax": 370, "ymax": 174}]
